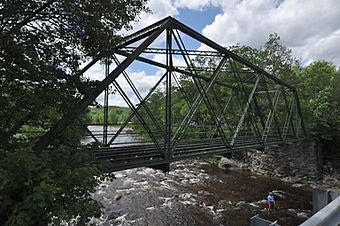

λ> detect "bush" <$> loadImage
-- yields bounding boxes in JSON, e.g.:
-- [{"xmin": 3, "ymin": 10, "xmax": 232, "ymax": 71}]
[{"xmin": 0, "ymin": 144, "xmax": 102, "ymax": 226}]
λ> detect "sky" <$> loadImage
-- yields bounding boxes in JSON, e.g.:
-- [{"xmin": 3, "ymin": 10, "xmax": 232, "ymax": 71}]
[{"xmin": 85, "ymin": 0, "xmax": 340, "ymax": 107}]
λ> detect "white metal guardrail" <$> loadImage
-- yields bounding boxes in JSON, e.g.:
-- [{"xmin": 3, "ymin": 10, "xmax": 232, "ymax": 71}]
[{"xmin": 299, "ymin": 195, "xmax": 340, "ymax": 226}]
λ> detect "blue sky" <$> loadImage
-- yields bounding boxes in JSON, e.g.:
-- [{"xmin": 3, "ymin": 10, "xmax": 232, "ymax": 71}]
[
  {"xmin": 86, "ymin": 0, "xmax": 340, "ymax": 106},
  {"xmin": 127, "ymin": 7, "xmax": 221, "ymax": 74},
  {"xmin": 177, "ymin": 7, "xmax": 221, "ymax": 42}
]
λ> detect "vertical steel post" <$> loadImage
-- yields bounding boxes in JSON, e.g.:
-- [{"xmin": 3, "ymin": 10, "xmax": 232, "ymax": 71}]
[
  {"xmin": 295, "ymin": 92, "xmax": 306, "ymax": 136},
  {"xmin": 165, "ymin": 27, "xmax": 172, "ymax": 158},
  {"xmin": 103, "ymin": 58, "xmax": 109, "ymax": 145},
  {"xmin": 282, "ymin": 94, "xmax": 295, "ymax": 140}
]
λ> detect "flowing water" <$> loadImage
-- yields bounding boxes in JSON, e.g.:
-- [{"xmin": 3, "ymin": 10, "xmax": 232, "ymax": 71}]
[
  {"xmin": 90, "ymin": 161, "xmax": 312, "ymax": 226},
  {"xmin": 85, "ymin": 126, "xmax": 312, "ymax": 226},
  {"xmin": 81, "ymin": 126, "xmax": 141, "ymax": 145}
]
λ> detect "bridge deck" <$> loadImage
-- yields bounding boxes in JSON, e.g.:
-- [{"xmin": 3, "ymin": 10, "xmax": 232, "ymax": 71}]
[{"xmin": 94, "ymin": 136, "xmax": 298, "ymax": 172}]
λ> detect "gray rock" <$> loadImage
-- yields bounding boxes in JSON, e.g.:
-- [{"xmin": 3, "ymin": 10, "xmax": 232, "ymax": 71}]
[
  {"xmin": 218, "ymin": 157, "xmax": 241, "ymax": 170},
  {"xmin": 113, "ymin": 195, "xmax": 122, "ymax": 201},
  {"xmin": 292, "ymin": 183, "xmax": 305, "ymax": 188},
  {"xmin": 236, "ymin": 201, "xmax": 246, "ymax": 206},
  {"xmin": 297, "ymin": 212, "xmax": 309, "ymax": 219},
  {"xmin": 287, "ymin": 208, "xmax": 298, "ymax": 214}
]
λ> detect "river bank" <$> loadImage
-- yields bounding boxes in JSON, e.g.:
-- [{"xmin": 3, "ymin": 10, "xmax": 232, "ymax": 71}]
[{"xmin": 90, "ymin": 159, "xmax": 312, "ymax": 226}]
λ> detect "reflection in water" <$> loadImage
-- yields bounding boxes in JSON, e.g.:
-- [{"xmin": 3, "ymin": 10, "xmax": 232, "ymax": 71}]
[{"xmin": 91, "ymin": 160, "xmax": 312, "ymax": 226}]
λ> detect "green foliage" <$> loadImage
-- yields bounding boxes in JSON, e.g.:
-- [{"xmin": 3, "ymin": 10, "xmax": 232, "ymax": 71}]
[
  {"xmin": 87, "ymin": 106, "xmax": 131, "ymax": 124},
  {"xmin": 232, "ymin": 36, "xmax": 340, "ymax": 146},
  {"xmin": 0, "ymin": 0, "xmax": 149, "ymax": 144},
  {"xmin": 291, "ymin": 61, "xmax": 340, "ymax": 140},
  {"xmin": 0, "ymin": 144, "xmax": 102, "ymax": 226},
  {"xmin": 0, "ymin": 0, "xmax": 149, "ymax": 225},
  {"xmin": 229, "ymin": 33, "xmax": 294, "ymax": 79},
  {"xmin": 131, "ymin": 33, "xmax": 340, "ymax": 155}
]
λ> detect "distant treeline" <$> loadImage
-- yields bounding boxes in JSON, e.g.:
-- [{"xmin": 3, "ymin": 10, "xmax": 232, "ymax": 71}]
[{"xmin": 87, "ymin": 106, "xmax": 131, "ymax": 124}]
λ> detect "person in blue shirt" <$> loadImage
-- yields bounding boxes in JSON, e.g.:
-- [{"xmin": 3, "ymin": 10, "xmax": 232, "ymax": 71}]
[{"xmin": 267, "ymin": 192, "xmax": 275, "ymax": 215}]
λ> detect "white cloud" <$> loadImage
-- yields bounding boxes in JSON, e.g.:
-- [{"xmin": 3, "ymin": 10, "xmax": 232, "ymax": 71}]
[
  {"xmin": 174, "ymin": 0, "xmax": 215, "ymax": 10},
  {"xmin": 84, "ymin": 0, "xmax": 340, "ymax": 108},
  {"xmin": 83, "ymin": 56, "xmax": 167, "ymax": 107},
  {"xmin": 201, "ymin": 0, "xmax": 340, "ymax": 65},
  {"xmin": 93, "ymin": 69, "xmax": 165, "ymax": 107},
  {"xmin": 124, "ymin": 0, "xmax": 179, "ymax": 35},
  {"xmin": 83, "ymin": 61, "xmax": 105, "ymax": 81}
]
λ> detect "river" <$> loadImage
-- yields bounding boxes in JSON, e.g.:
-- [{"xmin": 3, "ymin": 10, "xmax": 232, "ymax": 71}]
[{"xmin": 85, "ymin": 126, "xmax": 312, "ymax": 226}]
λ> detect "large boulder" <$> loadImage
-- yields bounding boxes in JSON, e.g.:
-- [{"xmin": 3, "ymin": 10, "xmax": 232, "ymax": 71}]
[{"xmin": 218, "ymin": 157, "xmax": 241, "ymax": 170}]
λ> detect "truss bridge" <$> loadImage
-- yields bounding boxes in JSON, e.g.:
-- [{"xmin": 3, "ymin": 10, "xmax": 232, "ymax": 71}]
[{"xmin": 33, "ymin": 17, "xmax": 305, "ymax": 172}]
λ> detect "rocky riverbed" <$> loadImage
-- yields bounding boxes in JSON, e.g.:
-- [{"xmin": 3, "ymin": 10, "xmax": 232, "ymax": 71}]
[{"xmin": 90, "ymin": 159, "xmax": 312, "ymax": 226}]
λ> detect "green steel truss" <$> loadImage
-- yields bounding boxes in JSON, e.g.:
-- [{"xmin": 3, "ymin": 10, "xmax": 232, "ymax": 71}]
[{"xmin": 32, "ymin": 17, "xmax": 305, "ymax": 171}]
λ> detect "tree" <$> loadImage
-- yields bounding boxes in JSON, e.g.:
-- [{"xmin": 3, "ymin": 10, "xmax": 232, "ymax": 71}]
[
  {"xmin": 262, "ymin": 33, "xmax": 294, "ymax": 79},
  {"xmin": 0, "ymin": 0, "xmax": 149, "ymax": 144},
  {"xmin": 0, "ymin": 0, "xmax": 149, "ymax": 225},
  {"xmin": 229, "ymin": 33, "xmax": 294, "ymax": 80},
  {"xmin": 292, "ymin": 61, "xmax": 340, "ymax": 140}
]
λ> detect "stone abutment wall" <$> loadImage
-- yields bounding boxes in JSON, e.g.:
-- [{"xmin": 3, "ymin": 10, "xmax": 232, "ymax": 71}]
[{"xmin": 242, "ymin": 140, "xmax": 323, "ymax": 183}]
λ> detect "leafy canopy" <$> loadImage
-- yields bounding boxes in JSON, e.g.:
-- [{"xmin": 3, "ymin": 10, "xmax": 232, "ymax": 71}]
[{"xmin": 0, "ymin": 0, "xmax": 149, "ymax": 225}]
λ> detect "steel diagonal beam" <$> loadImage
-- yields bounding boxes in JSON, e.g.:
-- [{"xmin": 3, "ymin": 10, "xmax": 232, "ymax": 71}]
[
  {"xmin": 173, "ymin": 30, "xmax": 228, "ymax": 141},
  {"xmin": 84, "ymin": 126, "xmax": 100, "ymax": 143},
  {"xmin": 172, "ymin": 72, "xmax": 192, "ymax": 108},
  {"xmin": 76, "ymin": 118, "xmax": 101, "ymax": 143},
  {"xmin": 192, "ymin": 77, "xmax": 231, "ymax": 145},
  {"xmin": 173, "ymin": 29, "xmax": 231, "ymax": 148},
  {"xmin": 75, "ymin": 19, "xmax": 172, "ymax": 80},
  {"xmin": 179, "ymin": 46, "xmax": 230, "ymax": 148},
  {"xmin": 112, "ymin": 81, "xmax": 165, "ymax": 156},
  {"xmin": 280, "ymin": 88, "xmax": 296, "ymax": 138},
  {"xmin": 171, "ymin": 17, "xmax": 296, "ymax": 92},
  {"xmin": 111, "ymin": 55, "xmax": 164, "ymax": 136},
  {"xmin": 228, "ymin": 59, "xmax": 262, "ymax": 142},
  {"xmin": 260, "ymin": 77, "xmax": 283, "ymax": 141},
  {"xmin": 252, "ymin": 95, "xmax": 266, "ymax": 130},
  {"xmin": 173, "ymin": 73, "xmax": 209, "ymax": 139},
  {"xmin": 220, "ymin": 93, "xmax": 234, "ymax": 133},
  {"xmin": 116, "ymin": 17, "xmax": 171, "ymax": 49},
  {"xmin": 212, "ymin": 87, "xmax": 227, "ymax": 123},
  {"xmin": 210, "ymin": 91, "xmax": 234, "ymax": 139},
  {"xmin": 230, "ymin": 76, "xmax": 260, "ymax": 146},
  {"xmin": 207, "ymin": 84, "xmax": 236, "ymax": 140},
  {"xmin": 113, "ymin": 49, "xmax": 238, "ymax": 90},
  {"xmin": 63, "ymin": 18, "xmax": 171, "ymax": 77},
  {"xmin": 107, "ymin": 72, "xmax": 167, "ymax": 145},
  {"xmin": 170, "ymin": 32, "xmax": 229, "ymax": 150},
  {"xmin": 171, "ymin": 58, "xmax": 227, "ymax": 151},
  {"xmin": 262, "ymin": 88, "xmax": 281, "ymax": 142},
  {"xmin": 33, "ymin": 20, "xmax": 170, "ymax": 154},
  {"xmin": 246, "ymin": 79, "xmax": 267, "ymax": 131}
]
